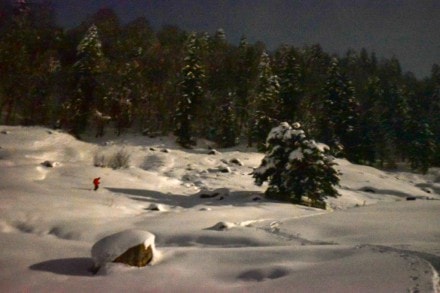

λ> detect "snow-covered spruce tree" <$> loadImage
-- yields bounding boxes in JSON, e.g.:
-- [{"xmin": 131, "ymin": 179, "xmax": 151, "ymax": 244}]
[
  {"xmin": 72, "ymin": 24, "xmax": 105, "ymax": 135},
  {"xmin": 253, "ymin": 122, "xmax": 340, "ymax": 207},
  {"xmin": 174, "ymin": 33, "xmax": 205, "ymax": 148},
  {"xmin": 250, "ymin": 51, "xmax": 280, "ymax": 150}
]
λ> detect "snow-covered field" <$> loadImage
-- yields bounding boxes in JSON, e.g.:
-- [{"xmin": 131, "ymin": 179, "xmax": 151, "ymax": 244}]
[{"xmin": 0, "ymin": 125, "xmax": 439, "ymax": 292}]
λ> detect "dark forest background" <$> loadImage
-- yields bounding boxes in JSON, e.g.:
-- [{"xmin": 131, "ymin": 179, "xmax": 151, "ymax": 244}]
[{"xmin": 1, "ymin": 1, "xmax": 439, "ymax": 173}]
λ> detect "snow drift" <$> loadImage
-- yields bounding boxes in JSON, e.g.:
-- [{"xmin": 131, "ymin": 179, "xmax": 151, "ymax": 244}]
[{"xmin": 0, "ymin": 126, "xmax": 439, "ymax": 292}]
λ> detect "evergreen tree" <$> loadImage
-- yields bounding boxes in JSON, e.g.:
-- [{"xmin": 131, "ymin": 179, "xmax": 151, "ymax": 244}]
[
  {"xmin": 406, "ymin": 121, "xmax": 435, "ymax": 174},
  {"xmin": 174, "ymin": 33, "xmax": 205, "ymax": 147},
  {"xmin": 319, "ymin": 58, "xmax": 360, "ymax": 161},
  {"xmin": 357, "ymin": 76, "xmax": 382, "ymax": 164},
  {"xmin": 215, "ymin": 92, "xmax": 238, "ymax": 147},
  {"xmin": 383, "ymin": 83, "xmax": 410, "ymax": 164},
  {"xmin": 146, "ymin": 25, "xmax": 186, "ymax": 132},
  {"xmin": 274, "ymin": 45, "xmax": 303, "ymax": 123},
  {"xmin": 0, "ymin": 0, "xmax": 60, "ymax": 125},
  {"xmin": 101, "ymin": 61, "xmax": 135, "ymax": 137},
  {"xmin": 203, "ymin": 28, "xmax": 232, "ymax": 138},
  {"xmin": 298, "ymin": 44, "xmax": 332, "ymax": 136},
  {"xmin": 89, "ymin": 8, "xmax": 120, "ymax": 60},
  {"xmin": 253, "ymin": 122, "xmax": 340, "ymax": 207},
  {"xmin": 426, "ymin": 64, "xmax": 440, "ymax": 165},
  {"xmin": 250, "ymin": 51, "xmax": 280, "ymax": 150},
  {"xmin": 207, "ymin": 28, "xmax": 229, "ymax": 92},
  {"xmin": 70, "ymin": 24, "xmax": 105, "ymax": 135},
  {"xmin": 234, "ymin": 36, "xmax": 260, "ymax": 137}
]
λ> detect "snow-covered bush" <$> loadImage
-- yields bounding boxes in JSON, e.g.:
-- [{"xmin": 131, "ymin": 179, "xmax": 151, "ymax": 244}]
[
  {"xmin": 108, "ymin": 148, "xmax": 131, "ymax": 169},
  {"xmin": 253, "ymin": 122, "xmax": 340, "ymax": 207},
  {"xmin": 93, "ymin": 148, "xmax": 131, "ymax": 169}
]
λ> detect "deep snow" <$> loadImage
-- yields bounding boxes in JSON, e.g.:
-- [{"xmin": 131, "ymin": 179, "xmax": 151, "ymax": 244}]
[{"xmin": 0, "ymin": 126, "xmax": 439, "ymax": 292}]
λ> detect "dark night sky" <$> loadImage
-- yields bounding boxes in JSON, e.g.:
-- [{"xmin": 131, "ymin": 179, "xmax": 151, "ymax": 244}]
[{"xmin": 53, "ymin": 0, "xmax": 439, "ymax": 78}]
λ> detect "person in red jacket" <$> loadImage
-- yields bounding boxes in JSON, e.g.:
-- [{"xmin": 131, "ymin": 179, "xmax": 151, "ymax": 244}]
[{"xmin": 93, "ymin": 177, "xmax": 101, "ymax": 191}]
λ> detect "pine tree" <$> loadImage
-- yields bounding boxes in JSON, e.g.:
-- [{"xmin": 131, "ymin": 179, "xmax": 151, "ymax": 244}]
[
  {"xmin": 250, "ymin": 51, "xmax": 280, "ymax": 150},
  {"xmin": 0, "ymin": 1, "xmax": 59, "ymax": 125},
  {"xmin": 215, "ymin": 92, "xmax": 238, "ymax": 147},
  {"xmin": 235, "ymin": 36, "xmax": 259, "ymax": 137},
  {"xmin": 426, "ymin": 64, "xmax": 440, "ymax": 165},
  {"xmin": 406, "ymin": 121, "xmax": 435, "ymax": 174},
  {"xmin": 253, "ymin": 122, "xmax": 340, "ymax": 207},
  {"xmin": 75, "ymin": 25, "xmax": 104, "ymax": 77},
  {"xmin": 174, "ymin": 33, "xmax": 205, "ymax": 147},
  {"xmin": 206, "ymin": 29, "xmax": 229, "ymax": 93},
  {"xmin": 357, "ymin": 76, "xmax": 383, "ymax": 164},
  {"xmin": 71, "ymin": 24, "xmax": 105, "ymax": 135},
  {"xmin": 274, "ymin": 45, "xmax": 302, "ymax": 123},
  {"xmin": 381, "ymin": 83, "xmax": 410, "ymax": 165},
  {"xmin": 319, "ymin": 58, "xmax": 360, "ymax": 161}
]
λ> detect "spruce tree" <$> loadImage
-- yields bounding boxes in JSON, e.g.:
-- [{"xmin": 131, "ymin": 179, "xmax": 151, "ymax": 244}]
[
  {"xmin": 174, "ymin": 33, "xmax": 205, "ymax": 147},
  {"xmin": 250, "ymin": 51, "xmax": 280, "ymax": 150},
  {"xmin": 215, "ymin": 92, "xmax": 238, "ymax": 148},
  {"xmin": 320, "ymin": 58, "xmax": 360, "ymax": 162},
  {"xmin": 357, "ymin": 76, "xmax": 383, "ymax": 164},
  {"xmin": 253, "ymin": 122, "xmax": 340, "ymax": 207},
  {"xmin": 379, "ymin": 83, "xmax": 410, "ymax": 165},
  {"xmin": 235, "ymin": 36, "xmax": 259, "ymax": 137},
  {"xmin": 427, "ymin": 64, "xmax": 440, "ymax": 165},
  {"xmin": 0, "ymin": 1, "xmax": 59, "ymax": 125},
  {"xmin": 406, "ymin": 121, "xmax": 435, "ymax": 174},
  {"xmin": 71, "ymin": 24, "xmax": 105, "ymax": 135},
  {"xmin": 274, "ymin": 45, "xmax": 302, "ymax": 123},
  {"xmin": 206, "ymin": 28, "xmax": 228, "ymax": 94}
]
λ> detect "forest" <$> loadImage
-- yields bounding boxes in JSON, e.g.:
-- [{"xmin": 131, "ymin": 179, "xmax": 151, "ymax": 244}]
[{"xmin": 1, "ymin": 1, "xmax": 439, "ymax": 172}]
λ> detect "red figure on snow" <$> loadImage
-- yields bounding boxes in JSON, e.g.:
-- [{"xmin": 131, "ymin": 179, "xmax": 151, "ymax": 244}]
[{"xmin": 93, "ymin": 177, "xmax": 101, "ymax": 191}]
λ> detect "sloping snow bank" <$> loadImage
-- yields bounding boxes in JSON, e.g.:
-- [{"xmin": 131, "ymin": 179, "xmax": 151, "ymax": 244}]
[{"xmin": 1, "ymin": 126, "xmax": 439, "ymax": 292}]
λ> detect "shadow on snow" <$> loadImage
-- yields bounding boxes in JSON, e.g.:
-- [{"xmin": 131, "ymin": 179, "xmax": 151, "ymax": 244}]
[
  {"xmin": 30, "ymin": 258, "xmax": 94, "ymax": 277},
  {"xmin": 106, "ymin": 187, "xmax": 266, "ymax": 209}
]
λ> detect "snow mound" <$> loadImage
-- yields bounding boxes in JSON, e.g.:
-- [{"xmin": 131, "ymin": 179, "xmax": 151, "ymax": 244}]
[
  {"xmin": 91, "ymin": 229, "xmax": 157, "ymax": 273},
  {"xmin": 145, "ymin": 203, "xmax": 167, "ymax": 211},
  {"xmin": 208, "ymin": 221, "xmax": 237, "ymax": 231}
]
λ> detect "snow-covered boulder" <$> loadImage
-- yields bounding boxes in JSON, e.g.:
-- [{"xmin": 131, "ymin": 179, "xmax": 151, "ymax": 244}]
[
  {"xmin": 146, "ymin": 203, "xmax": 167, "ymax": 211},
  {"xmin": 207, "ymin": 166, "xmax": 231, "ymax": 173},
  {"xmin": 229, "ymin": 158, "xmax": 244, "ymax": 166},
  {"xmin": 91, "ymin": 229, "xmax": 156, "ymax": 274},
  {"xmin": 208, "ymin": 221, "xmax": 236, "ymax": 231},
  {"xmin": 208, "ymin": 149, "xmax": 220, "ymax": 155}
]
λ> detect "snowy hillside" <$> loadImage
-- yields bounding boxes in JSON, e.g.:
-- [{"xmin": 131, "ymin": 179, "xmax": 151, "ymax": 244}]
[{"xmin": 0, "ymin": 126, "xmax": 439, "ymax": 292}]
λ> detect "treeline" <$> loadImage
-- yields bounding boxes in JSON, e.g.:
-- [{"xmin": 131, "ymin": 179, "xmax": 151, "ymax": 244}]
[{"xmin": 1, "ymin": 2, "xmax": 440, "ymax": 172}]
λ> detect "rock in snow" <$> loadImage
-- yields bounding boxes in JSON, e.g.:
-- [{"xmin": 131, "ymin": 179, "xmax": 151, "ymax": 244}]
[
  {"xmin": 41, "ymin": 160, "xmax": 60, "ymax": 168},
  {"xmin": 208, "ymin": 149, "xmax": 220, "ymax": 155},
  {"xmin": 146, "ymin": 203, "xmax": 166, "ymax": 211},
  {"xmin": 208, "ymin": 221, "xmax": 236, "ymax": 231},
  {"xmin": 91, "ymin": 229, "xmax": 156, "ymax": 274},
  {"xmin": 229, "ymin": 158, "xmax": 244, "ymax": 166}
]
